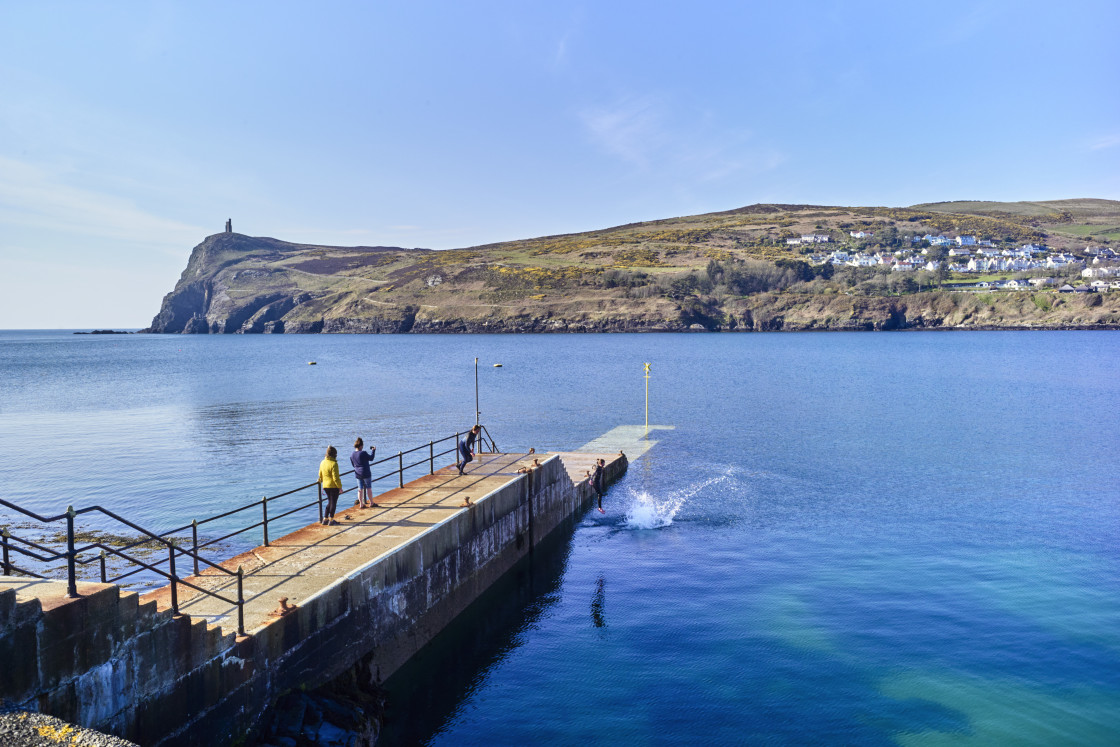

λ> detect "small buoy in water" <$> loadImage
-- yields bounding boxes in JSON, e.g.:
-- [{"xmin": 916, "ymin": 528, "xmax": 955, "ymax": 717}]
[
  {"xmin": 493, "ymin": 363, "xmax": 502, "ymax": 367},
  {"xmin": 308, "ymin": 361, "xmax": 317, "ymax": 365}
]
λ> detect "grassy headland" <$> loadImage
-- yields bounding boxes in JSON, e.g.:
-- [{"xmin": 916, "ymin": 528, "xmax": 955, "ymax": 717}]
[{"xmin": 146, "ymin": 199, "xmax": 1120, "ymax": 333}]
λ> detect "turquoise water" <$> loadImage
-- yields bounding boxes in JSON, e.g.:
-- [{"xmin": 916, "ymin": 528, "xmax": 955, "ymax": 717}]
[{"xmin": 2, "ymin": 330, "xmax": 1119, "ymax": 744}]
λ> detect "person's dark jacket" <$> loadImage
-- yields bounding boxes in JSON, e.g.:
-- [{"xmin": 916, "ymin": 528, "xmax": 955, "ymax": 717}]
[{"xmin": 351, "ymin": 448, "xmax": 374, "ymax": 479}]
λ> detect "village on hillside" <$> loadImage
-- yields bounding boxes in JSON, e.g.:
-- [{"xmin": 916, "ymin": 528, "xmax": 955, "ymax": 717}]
[{"xmin": 786, "ymin": 231, "xmax": 1120, "ymax": 292}]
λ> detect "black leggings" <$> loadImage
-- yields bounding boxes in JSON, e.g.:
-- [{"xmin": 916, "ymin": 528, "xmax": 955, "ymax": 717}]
[{"xmin": 324, "ymin": 488, "xmax": 340, "ymax": 519}]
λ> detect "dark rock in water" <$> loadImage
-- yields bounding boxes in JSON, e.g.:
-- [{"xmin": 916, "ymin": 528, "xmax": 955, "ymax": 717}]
[
  {"xmin": 253, "ymin": 656, "xmax": 385, "ymax": 747},
  {"xmin": 73, "ymin": 329, "xmax": 132, "ymax": 334}
]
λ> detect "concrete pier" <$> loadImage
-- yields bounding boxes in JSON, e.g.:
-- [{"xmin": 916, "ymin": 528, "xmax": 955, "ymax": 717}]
[
  {"xmin": 158, "ymin": 451, "xmax": 595, "ymax": 635},
  {"xmin": 1, "ymin": 428, "xmax": 660, "ymax": 746}
]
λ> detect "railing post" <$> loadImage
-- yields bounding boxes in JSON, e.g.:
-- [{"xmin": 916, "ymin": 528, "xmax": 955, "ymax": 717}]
[
  {"xmin": 429, "ymin": 441, "xmax": 434, "ymax": 475},
  {"xmin": 317, "ymin": 483, "xmax": 323, "ymax": 523},
  {"xmin": 398, "ymin": 451, "xmax": 404, "ymax": 488},
  {"xmin": 65, "ymin": 505, "xmax": 78, "ymax": 598},
  {"xmin": 168, "ymin": 543, "xmax": 179, "ymax": 614},
  {"xmin": 99, "ymin": 550, "xmax": 107, "ymax": 583},
  {"xmin": 191, "ymin": 519, "xmax": 200, "ymax": 576},
  {"xmin": 237, "ymin": 565, "xmax": 246, "ymax": 636},
  {"xmin": 261, "ymin": 496, "xmax": 269, "ymax": 547},
  {"xmin": 1, "ymin": 528, "xmax": 10, "ymax": 576}
]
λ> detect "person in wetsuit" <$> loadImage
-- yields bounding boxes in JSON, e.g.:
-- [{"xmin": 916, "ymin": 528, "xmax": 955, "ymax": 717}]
[
  {"xmin": 591, "ymin": 458, "xmax": 605, "ymax": 511},
  {"xmin": 456, "ymin": 424, "xmax": 482, "ymax": 475}
]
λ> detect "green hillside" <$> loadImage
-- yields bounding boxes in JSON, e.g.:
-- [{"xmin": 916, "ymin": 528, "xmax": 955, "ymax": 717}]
[{"xmin": 146, "ymin": 200, "xmax": 1120, "ymax": 333}]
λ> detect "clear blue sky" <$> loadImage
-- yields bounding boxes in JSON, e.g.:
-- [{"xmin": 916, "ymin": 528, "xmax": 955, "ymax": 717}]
[{"xmin": 2, "ymin": 0, "xmax": 1117, "ymax": 327}]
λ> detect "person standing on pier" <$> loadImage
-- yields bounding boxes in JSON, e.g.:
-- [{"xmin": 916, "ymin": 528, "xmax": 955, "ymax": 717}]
[
  {"xmin": 351, "ymin": 437, "xmax": 377, "ymax": 508},
  {"xmin": 318, "ymin": 445, "xmax": 342, "ymax": 525},
  {"xmin": 456, "ymin": 425, "xmax": 482, "ymax": 475},
  {"xmin": 591, "ymin": 458, "xmax": 606, "ymax": 513}
]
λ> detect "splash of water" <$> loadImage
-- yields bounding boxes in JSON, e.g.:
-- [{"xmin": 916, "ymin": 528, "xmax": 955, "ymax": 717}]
[{"xmin": 623, "ymin": 471, "xmax": 732, "ymax": 529}]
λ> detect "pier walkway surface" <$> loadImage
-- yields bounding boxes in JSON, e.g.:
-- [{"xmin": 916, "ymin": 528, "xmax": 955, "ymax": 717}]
[
  {"xmin": 1, "ymin": 425, "xmax": 670, "ymax": 746},
  {"xmin": 154, "ymin": 450, "xmax": 600, "ymax": 634}
]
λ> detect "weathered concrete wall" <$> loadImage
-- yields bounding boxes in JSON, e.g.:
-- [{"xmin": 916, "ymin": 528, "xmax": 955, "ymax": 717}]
[
  {"xmin": 1, "ymin": 579, "xmax": 251, "ymax": 744},
  {"xmin": 1, "ymin": 452, "xmax": 626, "ymax": 746},
  {"xmin": 257, "ymin": 453, "xmax": 624, "ymax": 698}
]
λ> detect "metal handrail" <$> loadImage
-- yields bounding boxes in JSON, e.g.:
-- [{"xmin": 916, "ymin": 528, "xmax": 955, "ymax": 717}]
[
  {"xmin": 0, "ymin": 427, "xmax": 498, "ymax": 636},
  {"xmin": 3, "ymin": 539, "xmax": 63, "ymax": 564},
  {"xmin": 480, "ymin": 424, "xmax": 499, "ymax": 453},
  {"xmin": 8, "ymin": 533, "xmax": 67, "ymax": 560},
  {"xmin": 0, "ymin": 500, "xmax": 247, "ymax": 633}
]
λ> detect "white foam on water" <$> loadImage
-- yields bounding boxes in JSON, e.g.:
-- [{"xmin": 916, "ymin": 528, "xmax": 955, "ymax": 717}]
[{"xmin": 623, "ymin": 470, "xmax": 733, "ymax": 529}]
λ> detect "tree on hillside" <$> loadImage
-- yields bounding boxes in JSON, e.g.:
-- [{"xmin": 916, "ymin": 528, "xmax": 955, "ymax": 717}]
[
  {"xmin": 774, "ymin": 258, "xmax": 814, "ymax": 282},
  {"xmin": 876, "ymin": 225, "xmax": 900, "ymax": 248},
  {"xmin": 936, "ymin": 262, "xmax": 950, "ymax": 287}
]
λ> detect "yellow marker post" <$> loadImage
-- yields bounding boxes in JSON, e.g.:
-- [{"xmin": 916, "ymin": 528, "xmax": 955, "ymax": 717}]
[{"xmin": 643, "ymin": 362, "xmax": 651, "ymax": 434}]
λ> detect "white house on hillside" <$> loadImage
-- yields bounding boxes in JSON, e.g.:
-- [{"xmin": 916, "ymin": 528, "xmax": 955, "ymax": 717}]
[{"xmin": 1082, "ymin": 266, "xmax": 1118, "ymax": 278}]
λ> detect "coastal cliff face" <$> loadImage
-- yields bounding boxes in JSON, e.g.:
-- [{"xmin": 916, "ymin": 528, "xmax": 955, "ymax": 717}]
[{"xmin": 146, "ymin": 201, "xmax": 1120, "ymax": 333}]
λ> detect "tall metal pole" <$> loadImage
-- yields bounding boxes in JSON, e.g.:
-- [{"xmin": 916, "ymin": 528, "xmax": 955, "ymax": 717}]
[
  {"xmin": 644, "ymin": 362, "xmax": 651, "ymax": 434},
  {"xmin": 475, "ymin": 357, "xmax": 480, "ymax": 426}
]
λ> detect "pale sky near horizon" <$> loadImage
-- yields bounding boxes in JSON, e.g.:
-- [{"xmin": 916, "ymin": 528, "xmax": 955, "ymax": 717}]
[{"xmin": 2, "ymin": 1, "xmax": 1118, "ymax": 328}]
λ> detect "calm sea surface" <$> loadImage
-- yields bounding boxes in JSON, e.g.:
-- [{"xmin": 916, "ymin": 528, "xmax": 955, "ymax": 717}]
[{"xmin": 2, "ymin": 330, "xmax": 1119, "ymax": 744}]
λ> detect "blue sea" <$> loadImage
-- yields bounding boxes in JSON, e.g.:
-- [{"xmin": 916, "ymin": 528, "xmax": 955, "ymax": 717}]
[{"xmin": 2, "ymin": 330, "xmax": 1119, "ymax": 744}]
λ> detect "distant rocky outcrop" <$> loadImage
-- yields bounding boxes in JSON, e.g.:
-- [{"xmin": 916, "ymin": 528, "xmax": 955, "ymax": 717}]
[{"xmin": 145, "ymin": 202, "xmax": 1120, "ymax": 334}]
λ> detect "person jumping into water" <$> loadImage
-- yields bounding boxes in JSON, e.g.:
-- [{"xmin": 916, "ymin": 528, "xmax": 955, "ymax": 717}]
[
  {"xmin": 591, "ymin": 458, "xmax": 605, "ymax": 513},
  {"xmin": 456, "ymin": 425, "xmax": 481, "ymax": 475}
]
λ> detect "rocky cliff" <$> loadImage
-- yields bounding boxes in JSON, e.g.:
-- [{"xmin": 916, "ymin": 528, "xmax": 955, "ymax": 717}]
[{"xmin": 145, "ymin": 201, "xmax": 1120, "ymax": 333}]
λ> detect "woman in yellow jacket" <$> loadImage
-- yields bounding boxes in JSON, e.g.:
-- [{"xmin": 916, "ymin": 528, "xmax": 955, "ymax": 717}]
[{"xmin": 318, "ymin": 445, "xmax": 342, "ymax": 525}]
